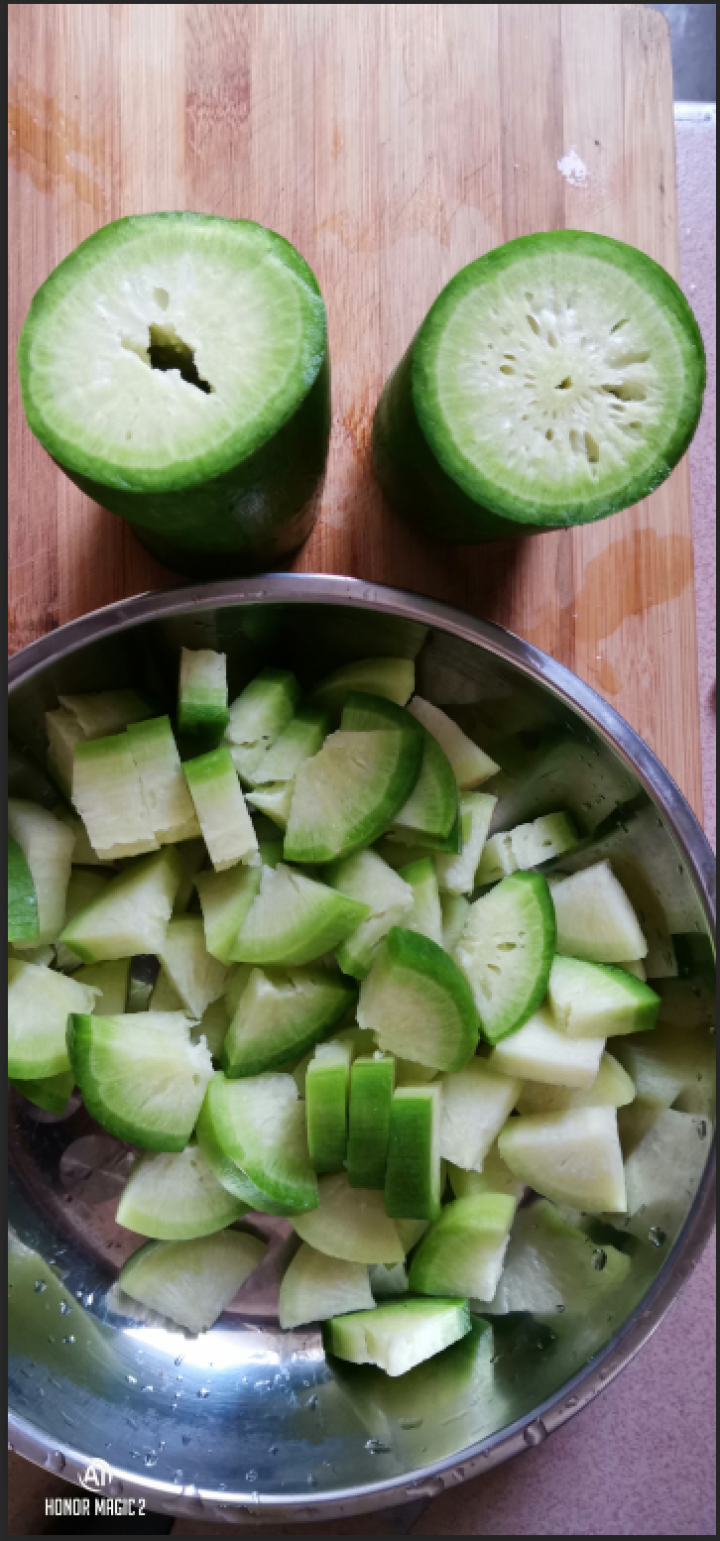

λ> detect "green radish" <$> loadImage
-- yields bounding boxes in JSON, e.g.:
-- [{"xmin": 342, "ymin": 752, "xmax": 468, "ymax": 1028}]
[
  {"xmin": 359, "ymin": 926, "xmax": 480, "ymax": 1072},
  {"xmin": 309, "ymin": 657, "xmax": 415, "ymax": 720},
  {"xmin": 73, "ymin": 959, "xmax": 130, "ymax": 1015},
  {"xmin": 372, "ymin": 231, "xmax": 706, "ymax": 542},
  {"xmin": 196, "ymin": 1070, "xmax": 318, "ymax": 1214},
  {"xmin": 8, "ymin": 836, "xmax": 38, "ymax": 946},
  {"xmin": 59, "ymin": 847, "xmax": 182, "ymax": 963},
  {"xmin": 368, "ymin": 1262, "xmax": 410, "ymax": 1299},
  {"xmin": 19, "ymin": 214, "xmax": 330, "ymax": 576},
  {"xmin": 326, "ymin": 850, "xmax": 414, "ymax": 980},
  {"xmin": 399, "ymin": 858, "xmax": 443, "ymax": 946},
  {"xmin": 385, "ymin": 1085, "xmax": 443, "ymax": 1221},
  {"xmin": 249, "ymin": 705, "xmax": 330, "ymax": 785},
  {"xmin": 284, "ymin": 726, "xmax": 422, "ymax": 865},
  {"xmin": 454, "ymin": 871, "xmax": 556, "ymax": 1043},
  {"xmin": 441, "ymin": 893, "xmax": 470, "ymax": 954},
  {"xmin": 489, "ymin": 1005, "xmax": 605, "ymax": 1089},
  {"xmin": 306, "ymin": 1039, "xmax": 353, "ymax": 1174},
  {"xmin": 8, "ymin": 799, "xmax": 74, "ymax": 947},
  {"xmin": 222, "ymin": 965, "xmax": 355, "ymax": 1078},
  {"xmin": 58, "ymin": 689, "xmax": 152, "ymax": 738},
  {"xmin": 126, "ymin": 716, "xmax": 201, "ymax": 843},
  {"xmin": 407, "ymin": 698, "xmax": 500, "ymax": 788},
  {"xmin": 477, "ymin": 812, "xmax": 580, "ymax": 885},
  {"xmin": 389, "ymin": 721, "xmax": 458, "ymax": 848},
  {"xmin": 8, "ymin": 960, "xmax": 98, "ymax": 1078},
  {"xmin": 177, "ymin": 648, "xmax": 229, "ymax": 748},
  {"xmin": 71, "ymin": 734, "xmax": 158, "ymax": 860},
  {"xmin": 292, "ymin": 1173, "xmax": 405, "ymax": 1264},
  {"xmin": 409, "ymin": 1193, "xmax": 517, "ymax": 1301},
  {"xmin": 54, "ymin": 868, "xmax": 110, "ymax": 970},
  {"xmin": 195, "ymin": 864, "xmax": 262, "ymax": 964},
  {"xmin": 448, "ymin": 1144, "xmax": 525, "ymax": 1202},
  {"xmin": 499, "ymin": 1106, "xmax": 627, "ymax": 1213},
  {"xmin": 331, "ymin": 1314, "xmax": 492, "ymax": 1440},
  {"xmin": 608, "ymin": 1107, "xmax": 708, "ymax": 1242},
  {"xmin": 292, "ymin": 1022, "xmax": 373, "ymax": 1097},
  {"xmin": 229, "ymin": 863, "xmax": 369, "ymax": 967},
  {"xmin": 10, "ymin": 1069, "xmax": 74, "ymax": 1115},
  {"xmin": 45, "ymin": 708, "xmax": 84, "ymax": 797},
  {"xmin": 486, "ymin": 1199, "xmax": 630, "ymax": 1315},
  {"xmin": 67, "ymin": 1012, "xmax": 212, "ymax": 1151},
  {"xmin": 119, "ymin": 1230, "xmax": 267, "ymax": 1335},
  {"xmin": 347, "ymin": 1055, "xmax": 396, "ymax": 1189},
  {"xmin": 159, "ymin": 914, "xmax": 229, "ymax": 1018},
  {"xmin": 324, "ymin": 1297, "xmax": 472, "ymax": 1377},
  {"xmin": 245, "ymin": 781, "xmax": 294, "ymax": 829},
  {"xmin": 279, "ymin": 1241, "xmax": 375, "ymax": 1329},
  {"xmin": 548, "ymin": 955, "xmax": 660, "ymax": 1039},
  {"xmin": 435, "ymin": 792, "xmax": 497, "ymax": 895},
  {"xmin": 438, "ymin": 1060, "xmax": 521, "ymax": 1171},
  {"xmin": 57, "ymin": 809, "xmax": 116, "ymax": 868},
  {"xmin": 613, "ymin": 1024, "xmax": 715, "ymax": 1116},
  {"xmin": 551, "ymin": 861, "xmax": 648, "ymax": 962},
  {"xmin": 516, "ymin": 1050, "xmax": 635, "ymax": 1115},
  {"xmin": 116, "ymin": 1143, "xmax": 247, "ymax": 1239},
  {"xmin": 225, "ymin": 668, "xmax": 302, "ymax": 784},
  {"xmin": 184, "ymin": 747, "xmax": 259, "ymax": 871}
]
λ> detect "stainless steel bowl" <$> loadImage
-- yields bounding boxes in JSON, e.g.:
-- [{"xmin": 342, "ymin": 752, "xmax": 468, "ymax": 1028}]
[{"xmin": 8, "ymin": 573, "xmax": 716, "ymax": 1527}]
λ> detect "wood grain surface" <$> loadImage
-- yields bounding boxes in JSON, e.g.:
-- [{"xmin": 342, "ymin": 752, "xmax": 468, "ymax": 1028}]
[{"xmin": 8, "ymin": 3, "xmax": 703, "ymax": 817}]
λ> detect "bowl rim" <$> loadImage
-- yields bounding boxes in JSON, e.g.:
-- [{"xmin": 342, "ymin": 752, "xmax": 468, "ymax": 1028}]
[{"xmin": 8, "ymin": 571, "xmax": 716, "ymax": 1523}]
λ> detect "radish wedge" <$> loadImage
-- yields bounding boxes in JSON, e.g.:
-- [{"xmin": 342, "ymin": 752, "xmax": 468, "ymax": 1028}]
[
  {"xmin": 408, "ymin": 698, "xmax": 500, "ymax": 788},
  {"xmin": 292, "ymin": 1173, "xmax": 404, "ymax": 1264},
  {"xmin": 309, "ymin": 658, "xmax": 415, "ymax": 720},
  {"xmin": 306, "ymin": 1039, "xmax": 353, "ymax": 1174},
  {"xmin": 516, "ymin": 1051, "xmax": 636, "ymax": 1114},
  {"xmin": 551, "ymin": 861, "xmax": 648, "ymax": 963},
  {"xmin": 119, "ymin": 1230, "xmax": 266, "ymax": 1335},
  {"xmin": 178, "ymin": 648, "xmax": 229, "ymax": 748},
  {"xmin": 8, "ymin": 836, "xmax": 38, "ymax": 946},
  {"xmin": 8, "ymin": 960, "xmax": 98, "ymax": 1079},
  {"xmin": 184, "ymin": 747, "xmax": 259, "ymax": 871},
  {"xmin": 326, "ymin": 850, "xmax": 414, "ymax": 980},
  {"xmin": 196, "ymin": 1071, "xmax": 318, "ymax": 1214},
  {"xmin": 284, "ymin": 726, "xmax": 422, "ymax": 865},
  {"xmin": 347, "ymin": 1055, "xmax": 396, "ymax": 1190},
  {"xmin": 67, "ymin": 1012, "xmax": 212, "ymax": 1152},
  {"xmin": 358, "ymin": 926, "xmax": 480, "ymax": 1072},
  {"xmin": 499, "ymin": 1106, "xmax": 627, "ymax": 1213},
  {"xmin": 8, "ymin": 800, "xmax": 74, "ymax": 947},
  {"xmin": 385, "ymin": 1085, "xmax": 443, "ymax": 1221},
  {"xmin": 279, "ymin": 1242, "xmax": 374, "ymax": 1329},
  {"xmin": 548, "ymin": 955, "xmax": 660, "ymax": 1039},
  {"xmin": 439, "ymin": 1060, "xmax": 521, "ymax": 1171},
  {"xmin": 454, "ymin": 871, "xmax": 556, "ymax": 1043},
  {"xmin": 409, "ymin": 1193, "xmax": 517, "ymax": 1301},
  {"xmin": 222, "ymin": 966, "xmax": 354, "ymax": 1078},
  {"xmin": 126, "ymin": 715, "xmax": 201, "ymax": 843},
  {"xmin": 117, "ymin": 1144, "xmax": 248, "ymax": 1239},
  {"xmin": 488, "ymin": 1006, "xmax": 605, "ymax": 1090},
  {"xmin": 230, "ymin": 863, "xmax": 369, "ymax": 967},
  {"xmin": 324, "ymin": 1297, "xmax": 471, "ymax": 1376},
  {"xmin": 58, "ymin": 847, "xmax": 182, "ymax": 963}
]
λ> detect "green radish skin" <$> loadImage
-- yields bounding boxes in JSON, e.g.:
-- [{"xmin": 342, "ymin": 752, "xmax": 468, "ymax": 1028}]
[
  {"xmin": 73, "ymin": 959, "xmax": 130, "ymax": 1016},
  {"xmin": 222, "ymin": 966, "xmax": 355, "ymax": 1078},
  {"xmin": 8, "ymin": 960, "xmax": 98, "ymax": 1079},
  {"xmin": 407, "ymin": 699, "xmax": 500, "ymax": 789},
  {"xmin": 324, "ymin": 1297, "xmax": 472, "ymax": 1377},
  {"xmin": 454, "ymin": 871, "xmax": 556, "ymax": 1044},
  {"xmin": 551, "ymin": 860, "xmax": 648, "ymax": 963},
  {"xmin": 119, "ymin": 1230, "xmax": 267, "ymax": 1335},
  {"xmin": 249, "ymin": 705, "xmax": 330, "ymax": 786},
  {"xmin": 225, "ymin": 668, "xmax": 302, "ymax": 784},
  {"xmin": 346, "ymin": 1056, "xmax": 396, "ymax": 1189},
  {"xmin": 116, "ymin": 1144, "xmax": 248, "ymax": 1240},
  {"xmin": 516, "ymin": 1050, "xmax": 636, "ymax": 1115},
  {"xmin": 358, "ymin": 926, "xmax": 480, "ymax": 1073},
  {"xmin": 177, "ymin": 648, "xmax": 229, "ymax": 748},
  {"xmin": 20, "ymin": 215, "xmax": 330, "ymax": 577},
  {"xmin": 72, "ymin": 734, "xmax": 159, "ymax": 860},
  {"xmin": 306, "ymin": 1039, "xmax": 353, "ymax": 1174},
  {"xmin": 279, "ymin": 1241, "xmax": 375, "ymax": 1329},
  {"xmin": 488, "ymin": 1005, "xmax": 606, "ymax": 1090},
  {"xmin": 67, "ymin": 1012, "xmax": 213, "ymax": 1152},
  {"xmin": 126, "ymin": 715, "xmax": 201, "ymax": 843},
  {"xmin": 409, "ymin": 1193, "xmax": 517, "ymax": 1301},
  {"xmin": 184, "ymin": 747, "xmax": 259, "ymax": 871},
  {"xmin": 292, "ymin": 1173, "xmax": 405, "ymax": 1264},
  {"xmin": 498, "ymin": 1106, "xmax": 627, "ymax": 1213},
  {"xmin": 58, "ymin": 847, "xmax": 183, "ymax": 964},
  {"xmin": 389, "ymin": 721, "xmax": 459, "ymax": 847},
  {"xmin": 159, "ymin": 914, "xmax": 229, "ymax": 1019},
  {"xmin": 196, "ymin": 1071, "xmax": 319, "ymax": 1214},
  {"xmin": 309, "ymin": 658, "xmax": 415, "ymax": 721},
  {"xmin": 8, "ymin": 800, "xmax": 75, "ymax": 947},
  {"xmin": 229, "ymin": 863, "xmax": 369, "ymax": 967},
  {"xmin": 547, "ymin": 955, "xmax": 660, "ymax": 1039},
  {"xmin": 385, "ymin": 1085, "xmax": 443, "ymax": 1222},
  {"xmin": 195, "ymin": 864, "xmax": 263, "ymax": 964},
  {"xmin": 372, "ymin": 231, "xmax": 706, "ymax": 542},
  {"xmin": 284, "ymin": 725, "xmax": 422, "ymax": 865},
  {"xmin": 10, "ymin": 1069, "xmax": 75, "ymax": 1115},
  {"xmin": 8, "ymin": 836, "xmax": 39, "ymax": 945},
  {"xmin": 326, "ymin": 850, "xmax": 414, "ymax": 980},
  {"xmin": 399, "ymin": 858, "xmax": 444, "ymax": 947},
  {"xmin": 438, "ymin": 1060, "xmax": 521, "ymax": 1172}
]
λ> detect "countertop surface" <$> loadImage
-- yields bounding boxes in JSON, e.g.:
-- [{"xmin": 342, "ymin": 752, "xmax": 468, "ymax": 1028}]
[{"xmin": 7, "ymin": 114, "xmax": 716, "ymax": 1539}]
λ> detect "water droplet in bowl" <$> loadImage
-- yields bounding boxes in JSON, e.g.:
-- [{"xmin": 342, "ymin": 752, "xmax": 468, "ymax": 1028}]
[
  {"xmin": 59, "ymin": 1301, "xmax": 72, "ymax": 1316},
  {"xmin": 365, "ymin": 1438, "xmax": 392, "ymax": 1455},
  {"xmin": 43, "ymin": 1452, "xmax": 66, "ymax": 1474},
  {"xmin": 524, "ymin": 1419, "xmax": 548, "ymax": 1447},
  {"xmin": 648, "ymin": 1226, "xmax": 667, "ymax": 1248},
  {"xmin": 33, "ymin": 1280, "xmax": 47, "ymax": 1294}
]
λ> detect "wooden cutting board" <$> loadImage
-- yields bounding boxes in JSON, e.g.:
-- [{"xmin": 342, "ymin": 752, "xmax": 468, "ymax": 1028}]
[{"xmin": 8, "ymin": 3, "xmax": 703, "ymax": 817}]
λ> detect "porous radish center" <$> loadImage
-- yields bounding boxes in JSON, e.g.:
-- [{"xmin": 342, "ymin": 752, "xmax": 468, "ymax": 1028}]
[
  {"xmin": 451, "ymin": 283, "xmax": 662, "ymax": 478},
  {"xmin": 122, "ymin": 306, "xmax": 214, "ymax": 395}
]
